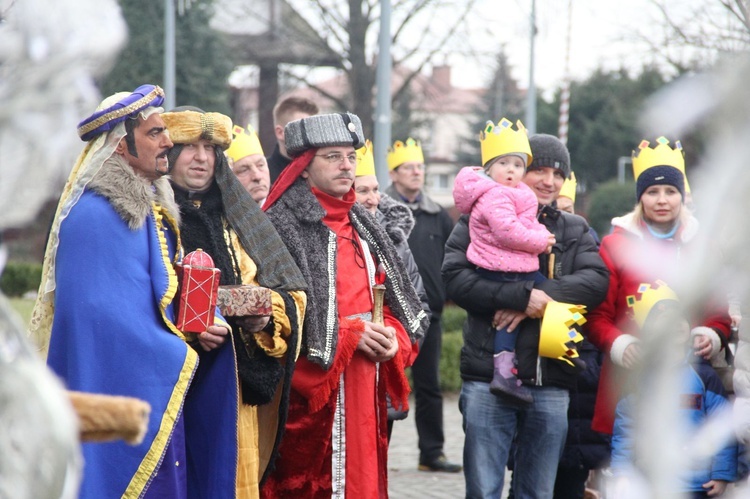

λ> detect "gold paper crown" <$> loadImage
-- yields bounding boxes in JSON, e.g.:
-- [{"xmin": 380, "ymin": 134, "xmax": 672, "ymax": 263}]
[
  {"xmin": 356, "ymin": 139, "xmax": 376, "ymax": 177},
  {"xmin": 387, "ymin": 138, "xmax": 424, "ymax": 171},
  {"xmin": 558, "ymin": 171, "xmax": 577, "ymax": 201},
  {"xmin": 161, "ymin": 110, "xmax": 233, "ymax": 149},
  {"xmin": 225, "ymin": 124, "xmax": 264, "ymax": 162},
  {"xmin": 632, "ymin": 136, "xmax": 685, "ymax": 181},
  {"xmin": 539, "ymin": 302, "xmax": 587, "ymax": 366},
  {"xmin": 479, "ymin": 118, "xmax": 532, "ymax": 167},
  {"xmin": 626, "ymin": 280, "xmax": 679, "ymax": 329}
]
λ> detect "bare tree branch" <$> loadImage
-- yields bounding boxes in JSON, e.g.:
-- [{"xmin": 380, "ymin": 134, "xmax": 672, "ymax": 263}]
[{"xmin": 392, "ymin": 0, "xmax": 478, "ymax": 103}]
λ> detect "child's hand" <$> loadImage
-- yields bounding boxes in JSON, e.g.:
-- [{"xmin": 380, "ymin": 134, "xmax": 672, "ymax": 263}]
[
  {"xmin": 693, "ymin": 334, "xmax": 713, "ymax": 360},
  {"xmin": 545, "ymin": 233, "xmax": 556, "ymax": 254},
  {"xmin": 702, "ymin": 479, "xmax": 728, "ymax": 496}
]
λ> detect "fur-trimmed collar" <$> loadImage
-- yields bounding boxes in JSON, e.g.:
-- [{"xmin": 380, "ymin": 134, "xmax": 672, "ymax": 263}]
[
  {"xmin": 611, "ymin": 211, "xmax": 699, "ymax": 243},
  {"xmin": 266, "ymin": 178, "xmax": 428, "ymax": 369},
  {"xmin": 88, "ymin": 154, "xmax": 180, "ymax": 230},
  {"xmin": 275, "ymin": 178, "xmax": 327, "ymax": 223},
  {"xmin": 376, "ymin": 193, "xmax": 414, "ymax": 245}
]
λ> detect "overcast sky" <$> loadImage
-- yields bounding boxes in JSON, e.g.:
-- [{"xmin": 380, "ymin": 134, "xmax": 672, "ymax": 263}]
[{"xmin": 445, "ymin": 0, "xmax": 709, "ymax": 92}]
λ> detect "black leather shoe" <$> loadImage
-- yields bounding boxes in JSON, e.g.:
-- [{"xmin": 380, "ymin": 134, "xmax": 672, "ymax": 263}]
[{"xmin": 418, "ymin": 454, "xmax": 462, "ymax": 473}]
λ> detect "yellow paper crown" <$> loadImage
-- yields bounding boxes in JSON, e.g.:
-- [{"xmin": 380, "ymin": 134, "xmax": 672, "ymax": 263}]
[
  {"xmin": 479, "ymin": 118, "xmax": 532, "ymax": 167},
  {"xmin": 539, "ymin": 302, "xmax": 587, "ymax": 366},
  {"xmin": 161, "ymin": 110, "xmax": 233, "ymax": 149},
  {"xmin": 387, "ymin": 138, "xmax": 424, "ymax": 171},
  {"xmin": 626, "ymin": 280, "xmax": 680, "ymax": 329},
  {"xmin": 225, "ymin": 124, "xmax": 264, "ymax": 162},
  {"xmin": 632, "ymin": 136, "xmax": 685, "ymax": 181},
  {"xmin": 558, "ymin": 171, "xmax": 577, "ymax": 201},
  {"xmin": 356, "ymin": 139, "xmax": 376, "ymax": 177}
]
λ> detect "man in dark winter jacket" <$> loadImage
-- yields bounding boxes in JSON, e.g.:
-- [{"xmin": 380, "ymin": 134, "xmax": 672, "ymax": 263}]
[
  {"xmin": 442, "ymin": 133, "xmax": 609, "ymax": 498},
  {"xmin": 385, "ymin": 138, "xmax": 460, "ymax": 473}
]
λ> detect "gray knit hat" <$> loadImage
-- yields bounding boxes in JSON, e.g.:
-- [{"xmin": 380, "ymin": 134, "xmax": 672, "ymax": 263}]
[
  {"xmin": 284, "ymin": 112, "xmax": 365, "ymax": 157},
  {"xmin": 528, "ymin": 134, "xmax": 571, "ymax": 179}
]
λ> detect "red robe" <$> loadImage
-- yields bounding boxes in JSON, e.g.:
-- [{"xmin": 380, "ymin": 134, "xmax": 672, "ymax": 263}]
[{"xmin": 262, "ymin": 189, "xmax": 414, "ymax": 498}]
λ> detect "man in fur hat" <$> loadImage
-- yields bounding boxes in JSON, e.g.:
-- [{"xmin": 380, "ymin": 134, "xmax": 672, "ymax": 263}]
[
  {"xmin": 30, "ymin": 85, "xmax": 241, "ymax": 497},
  {"xmin": 259, "ymin": 113, "xmax": 429, "ymax": 498},
  {"xmin": 161, "ymin": 106, "xmax": 307, "ymax": 497}
]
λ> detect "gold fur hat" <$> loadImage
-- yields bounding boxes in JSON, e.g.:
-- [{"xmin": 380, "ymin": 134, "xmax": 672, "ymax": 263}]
[{"xmin": 161, "ymin": 109, "xmax": 233, "ymax": 149}]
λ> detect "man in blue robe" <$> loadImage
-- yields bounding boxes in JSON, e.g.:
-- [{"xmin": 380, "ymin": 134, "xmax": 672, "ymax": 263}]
[{"xmin": 30, "ymin": 85, "xmax": 240, "ymax": 498}]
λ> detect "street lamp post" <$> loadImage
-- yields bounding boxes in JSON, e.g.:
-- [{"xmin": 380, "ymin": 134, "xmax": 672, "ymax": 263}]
[
  {"xmin": 525, "ymin": 0, "xmax": 537, "ymax": 134},
  {"xmin": 164, "ymin": 0, "xmax": 176, "ymax": 110},
  {"xmin": 374, "ymin": 0, "xmax": 392, "ymax": 188}
]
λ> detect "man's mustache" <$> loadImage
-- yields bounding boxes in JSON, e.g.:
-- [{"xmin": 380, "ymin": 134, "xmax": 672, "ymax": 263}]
[{"xmin": 155, "ymin": 149, "xmax": 171, "ymax": 175}]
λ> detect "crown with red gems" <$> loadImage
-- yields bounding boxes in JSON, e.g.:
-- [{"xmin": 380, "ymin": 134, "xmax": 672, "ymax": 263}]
[
  {"xmin": 627, "ymin": 280, "xmax": 680, "ymax": 329},
  {"xmin": 387, "ymin": 138, "xmax": 424, "ymax": 171}
]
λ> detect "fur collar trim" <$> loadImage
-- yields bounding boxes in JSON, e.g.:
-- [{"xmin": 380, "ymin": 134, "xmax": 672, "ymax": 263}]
[
  {"xmin": 611, "ymin": 211, "xmax": 699, "ymax": 243},
  {"xmin": 266, "ymin": 178, "xmax": 428, "ymax": 369},
  {"xmin": 88, "ymin": 155, "xmax": 180, "ymax": 230},
  {"xmin": 377, "ymin": 193, "xmax": 414, "ymax": 245},
  {"xmin": 276, "ymin": 178, "xmax": 327, "ymax": 223}
]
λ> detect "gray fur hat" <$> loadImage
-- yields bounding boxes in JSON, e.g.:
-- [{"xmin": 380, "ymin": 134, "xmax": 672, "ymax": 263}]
[
  {"xmin": 284, "ymin": 112, "xmax": 365, "ymax": 157},
  {"xmin": 528, "ymin": 134, "xmax": 571, "ymax": 178}
]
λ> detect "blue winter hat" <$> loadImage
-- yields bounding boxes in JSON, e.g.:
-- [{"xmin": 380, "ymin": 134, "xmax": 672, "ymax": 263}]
[
  {"xmin": 77, "ymin": 84, "xmax": 165, "ymax": 142},
  {"xmin": 635, "ymin": 165, "xmax": 685, "ymax": 200}
]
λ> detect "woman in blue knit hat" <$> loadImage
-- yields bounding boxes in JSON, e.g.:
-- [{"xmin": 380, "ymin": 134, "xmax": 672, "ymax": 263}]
[{"xmin": 586, "ymin": 137, "xmax": 733, "ymax": 444}]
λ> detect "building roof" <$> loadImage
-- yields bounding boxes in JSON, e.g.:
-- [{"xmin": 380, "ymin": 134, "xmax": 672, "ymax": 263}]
[{"xmin": 211, "ymin": 0, "xmax": 340, "ymax": 67}]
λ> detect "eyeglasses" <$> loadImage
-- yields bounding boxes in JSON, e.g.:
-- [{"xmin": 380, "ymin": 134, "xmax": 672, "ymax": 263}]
[{"xmin": 315, "ymin": 152, "xmax": 358, "ymax": 166}]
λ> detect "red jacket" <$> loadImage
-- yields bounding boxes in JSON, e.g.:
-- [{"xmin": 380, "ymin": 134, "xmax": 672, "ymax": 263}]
[{"xmin": 586, "ymin": 212, "xmax": 731, "ymax": 434}]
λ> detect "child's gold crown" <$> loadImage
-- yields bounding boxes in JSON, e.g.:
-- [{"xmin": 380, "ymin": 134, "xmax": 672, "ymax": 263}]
[
  {"xmin": 387, "ymin": 138, "xmax": 424, "ymax": 171},
  {"xmin": 627, "ymin": 280, "xmax": 679, "ymax": 329},
  {"xmin": 479, "ymin": 118, "xmax": 532, "ymax": 167},
  {"xmin": 539, "ymin": 302, "xmax": 587, "ymax": 366}
]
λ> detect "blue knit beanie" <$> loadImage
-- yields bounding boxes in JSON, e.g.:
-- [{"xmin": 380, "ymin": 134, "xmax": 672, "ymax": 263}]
[{"xmin": 636, "ymin": 165, "xmax": 685, "ymax": 200}]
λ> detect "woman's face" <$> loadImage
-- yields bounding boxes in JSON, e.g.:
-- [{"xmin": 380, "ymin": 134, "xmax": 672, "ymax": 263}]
[{"xmin": 640, "ymin": 184, "xmax": 682, "ymax": 228}]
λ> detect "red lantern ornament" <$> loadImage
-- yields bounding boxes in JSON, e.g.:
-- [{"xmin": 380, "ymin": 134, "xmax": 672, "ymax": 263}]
[{"xmin": 174, "ymin": 249, "xmax": 221, "ymax": 333}]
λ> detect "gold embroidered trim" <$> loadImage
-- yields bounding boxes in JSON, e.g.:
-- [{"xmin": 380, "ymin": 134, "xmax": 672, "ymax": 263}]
[
  {"xmin": 200, "ymin": 113, "xmax": 215, "ymax": 142},
  {"xmin": 77, "ymin": 86, "xmax": 165, "ymax": 137},
  {"xmin": 124, "ymin": 348, "xmax": 198, "ymax": 496}
]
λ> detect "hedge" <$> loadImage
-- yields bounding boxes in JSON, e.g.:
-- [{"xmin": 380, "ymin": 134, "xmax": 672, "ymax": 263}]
[{"xmin": 1, "ymin": 261, "xmax": 42, "ymax": 297}]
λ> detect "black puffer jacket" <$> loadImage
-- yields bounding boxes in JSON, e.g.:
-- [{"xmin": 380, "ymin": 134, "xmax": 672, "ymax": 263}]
[
  {"xmin": 442, "ymin": 207, "xmax": 609, "ymax": 389},
  {"xmin": 558, "ymin": 339, "xmax": 611, "ymax": 471}
]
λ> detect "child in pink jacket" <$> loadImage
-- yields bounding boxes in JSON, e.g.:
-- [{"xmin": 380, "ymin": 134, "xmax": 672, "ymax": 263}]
[{"xmin": 453, "ymin": 125, "xmax": 554, "ymax": 403}]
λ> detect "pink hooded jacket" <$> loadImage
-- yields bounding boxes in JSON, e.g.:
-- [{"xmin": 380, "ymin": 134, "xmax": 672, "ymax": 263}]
[{"xmin": 453, "ymin": 166, "xmax": 550, "ymax": 272}]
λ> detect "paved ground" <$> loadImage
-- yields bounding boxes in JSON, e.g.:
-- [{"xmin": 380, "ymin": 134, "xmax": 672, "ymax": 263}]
[
  {"xmin": 387, "ymin": 392, "xmax": 511, "ymax": 498},
  {"xmin": 387, "ymin": 392, "xmax": 465, "ymax": 498}
]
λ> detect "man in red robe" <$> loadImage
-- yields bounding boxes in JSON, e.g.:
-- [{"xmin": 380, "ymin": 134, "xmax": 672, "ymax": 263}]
[{"xmin": 260, "ymin": 113, "xmax": 429, "ymax": 498}]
